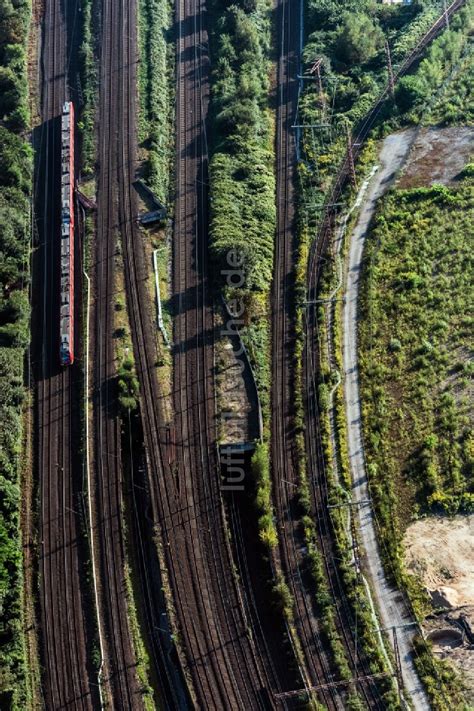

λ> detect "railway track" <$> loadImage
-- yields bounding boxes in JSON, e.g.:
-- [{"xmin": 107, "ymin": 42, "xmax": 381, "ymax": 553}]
[
  {"xmin": 303, "ymin": 316, "xmax": 388, "ymax": 707},
  {"xmin": 271, "ymin": 0, "xmax": 389, "ymax": 707},
  {"xmin": 91, "ymin": 0, "xmax": 149, "ymax": 706},
  {"xmin": 270, "ymin": 1, "xmax": 348, "ymax": 708},
  {"xmin": 33, "ymin": 0, "xmax": 96, "ymax": 708},
  {"xmin": 303, "ymin": 0, "xmax": 468, "ymax": 707},
  {"xmin": 106, "ymin": 0, "xmax": 281, "ymax": 705},
  {"xmin": 172, "ymin": 1, "xmax": 276, "ymax": 704}
]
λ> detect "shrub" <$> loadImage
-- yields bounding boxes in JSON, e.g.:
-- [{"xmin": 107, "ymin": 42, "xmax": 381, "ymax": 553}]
[
  {"xmin": 208, "ymin": 1, "xmax": 275, "ymax": 294},
  {"xmin": 118, "ymin": 360, "xmax": 139, "ymax": 412},
  {"xmin": 335, "ymin": 12, "xmax": 384, "ymax": 65}
]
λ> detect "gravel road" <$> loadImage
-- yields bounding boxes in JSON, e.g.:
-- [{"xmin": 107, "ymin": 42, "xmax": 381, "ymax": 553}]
[{"xmin": 342, "ymin": 130, "xmax": 431, "ymax": 711}]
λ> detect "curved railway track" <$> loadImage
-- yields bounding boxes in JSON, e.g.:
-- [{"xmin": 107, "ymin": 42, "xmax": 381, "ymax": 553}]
[
  {"xmin": 303, "ymin": 0, "xmax": 467, "ymax": 706},
  {"xmin": 271, "ymin": 1, "xmax": 347, "ymax": 708},
  {"xmin": 33, "ymin": 0, "xmax": 97, "ymax": 707},
  {"xmin": 271, "ymin": 0, "xmax": 389, "ymax": 707}
]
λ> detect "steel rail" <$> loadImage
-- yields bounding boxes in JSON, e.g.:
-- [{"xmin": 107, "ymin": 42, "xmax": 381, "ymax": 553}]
[
  {"xmin": 35, "ymin": 0, "xmax": 94, "ymax": 706},
  {"xmin": 113, "ymin": 0, "xmax": 238, "ymax": 705},
  {"xmin": 303, "ymin": 1, "xmax": 468, "ymax": 707},
  {"xmin": 271, "ymin": 0, "xmax": 357, "ymax": 707},
  {"xmin": 114, "ymin": 0, "xmax": 279, "ymax": 706},
  {"xmin": 117, "ymin": 1, "xmax": 226, "ymax": 702},
  {"xmin": 92, "ymin": 0, "xmax": 144, "ymax": 706}
]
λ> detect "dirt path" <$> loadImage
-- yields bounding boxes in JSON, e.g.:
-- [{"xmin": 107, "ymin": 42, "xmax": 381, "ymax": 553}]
[{"xmin": 342, "ymin": 130, "xmax": 432, "ymax": 711}]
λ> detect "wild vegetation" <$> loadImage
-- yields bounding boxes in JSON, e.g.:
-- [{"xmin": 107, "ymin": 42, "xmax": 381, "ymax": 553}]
[
  {"xmin": 356, "ymin": 176, "xmax": 473, "ymax": 708},
  {"xmin": 208, "ymin": 0, "xmax": 275, "ymax": 292},
  {"xmin": 0, "ymin": 0, "xmax": 32, "ymax": 707},
  {"xmin": 138, "ymin": 0, "xmax": 172, "ymax": 203},
  {"xmin": 207, "ymin": 0, "xmax": 274, "ymax": 420},
  {"xmin": 292, "ymin": 1, "xmax": 474, "ymax": 705},
  {"xmin": 299, "ymin": 0, "xmax": 449, "ymax": 199},
  {"xmin": 412, "ymin": 634, "xmax": 468, "ymax": 711},
  {"xmin": 77, "ymin": 0, "xmax": 98, "ymax": 176},
  {"xmin": 0, "ymin": 0, "xmax": 30, "ymax": 132},
  {"xmin": 359, "ymin": 180, "xmax": 474, "ymax": 555},
  {"xmin": 250, "ymin": 442, "xmax": 278, "ymax": 548},
  {"xmin": 426, "ymin": 46, "xmax": 474, "ymax": 125},
  {"xmin": 298, "ymin": 1, "xmax": 474, "ymax": 218},
  {"xmin": 207, "ymin": 0, "xmax": 275, "ymax": 544},
  {"xmin": 117, "ymin": 357, "xmax": 140, "ymax": 412},
  {"xmin": 396, "ymin": 5, "xmax": 474, "ymax": 121}
]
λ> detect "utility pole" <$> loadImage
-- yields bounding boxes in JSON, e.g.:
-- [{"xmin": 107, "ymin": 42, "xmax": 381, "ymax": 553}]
[
  {"xmin": 310, "ymin": 58, "xmax": 326, "ymax": 111},
  {"xmin": 385, "ymin": 40, "xmax": 395, "ymax": 98},
  {"xmin": 346, "ymin": 125, "xmax": 357, "ymax": 189},
  {"xmin": 443, "ymin": 0, "xmax": 450, "ymax": 29}
]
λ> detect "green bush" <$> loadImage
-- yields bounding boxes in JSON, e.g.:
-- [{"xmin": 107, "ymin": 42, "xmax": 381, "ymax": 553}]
[
  {"xmin": 335, "ymin": 12, "xmax": 384, "ymax": 65},
  {"xmin": 251, "ymin": 442, "xmax": 278, "ymax": 549},
  {"xmin": 118, "ymin": 359, "xmax": 140, "ymax": 412},
  {"xmin": 396, "ymin": 74, "xmax": 426, "ymax": 111},
  {"xmin": 138, "ymin": 0, "xmax": 172, "ymax": 201},
  {"xmin": 272, "ymin": 574, "xmax": 294, "ymax": 621},
  {"xmin": 208, "ymin": 0, "xmax": 275, "ymax": 294}
]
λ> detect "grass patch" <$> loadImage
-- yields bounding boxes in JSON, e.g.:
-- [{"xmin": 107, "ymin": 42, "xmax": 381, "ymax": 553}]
[
  {"xmin": 359, "ymin": 180, "xmax": 474, "ymax": 566},
  {"xmin": 123, "ymin": 560, "xmax": 155, "ymax": 709},
  {"xmin": 251, "ymin": 441, "xmax": 277, "ymax": 549}
]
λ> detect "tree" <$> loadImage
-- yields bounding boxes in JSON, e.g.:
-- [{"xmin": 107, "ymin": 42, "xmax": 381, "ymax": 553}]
[
  {"xmin": 395, "ymin": 74, "xmax": 426, "ymax": 111},
  {"xmin": 0, "ymin": 66, "xmax": 21, "ymax": 117},
  {"xmin": 335, "ymin": 12, "xmax": 384, "ymax": 65},
  {"xmin": 0, "ymin": 127, "xmax": 32, "ymax": 191}
]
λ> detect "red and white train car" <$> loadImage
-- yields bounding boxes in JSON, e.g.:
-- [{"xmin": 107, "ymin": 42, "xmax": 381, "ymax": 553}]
[{"xmin": 60, "ymin": 101, "xmax": 75, "ymax": 366}]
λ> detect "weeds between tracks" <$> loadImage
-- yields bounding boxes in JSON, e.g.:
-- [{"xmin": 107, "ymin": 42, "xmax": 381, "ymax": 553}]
[
  {"xmin": 206, "ymin": 3, "xmax": 311, "ymax": 676},
  {"xmin": 77, "ymin": 0, "xmax": 99, "ymax": 176}
]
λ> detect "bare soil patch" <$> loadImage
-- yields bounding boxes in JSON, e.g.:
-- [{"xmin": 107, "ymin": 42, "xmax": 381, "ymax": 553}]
[
  {"xmin": 404, "ymin": 515, "xmax": 474, "ymax": 609},
  {"xmin": 405, "ymin": 516, "xmax": 474, "ymax": 697},
  {"xmin": 423, "ymin": 607, "xmax": 474, "ymax": 700},
  {"xmin": 398, "ymin": 126, "xmax": 474, "ymax": 188}
]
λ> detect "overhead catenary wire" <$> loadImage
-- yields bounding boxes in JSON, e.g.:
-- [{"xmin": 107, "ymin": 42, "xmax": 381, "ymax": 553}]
[{"xmin": 300, "ymin": 1, "xmax": 467, "ymax": 708}]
